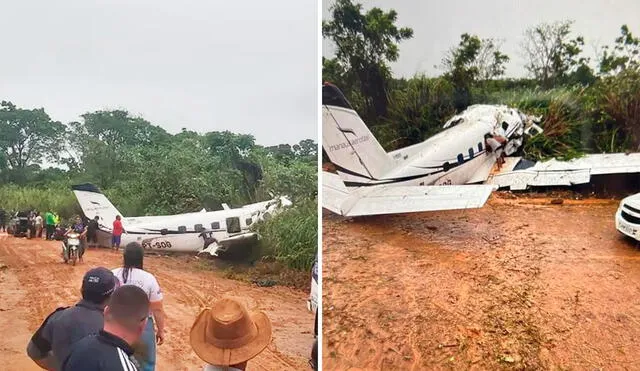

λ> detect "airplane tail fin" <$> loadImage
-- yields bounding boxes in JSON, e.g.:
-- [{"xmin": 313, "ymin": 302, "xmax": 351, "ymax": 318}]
[
  {"xmin": 322, "ymin": 83, "xmax": 392, "ymax": 181},
  {"xmin": 71, "ymin": 184, "xmax": 123, "ymax": 227}
]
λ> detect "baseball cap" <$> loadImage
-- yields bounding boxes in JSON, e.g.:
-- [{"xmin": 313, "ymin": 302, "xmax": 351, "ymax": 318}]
[{"xmin": 81, "ymin": 267, "xmax": 119, "ymax": 303}]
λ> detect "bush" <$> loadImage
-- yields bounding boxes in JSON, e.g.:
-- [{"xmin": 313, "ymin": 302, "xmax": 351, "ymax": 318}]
[{"xmin": 253, "ymin": 199, "xmax": 317, "ymax": 271}]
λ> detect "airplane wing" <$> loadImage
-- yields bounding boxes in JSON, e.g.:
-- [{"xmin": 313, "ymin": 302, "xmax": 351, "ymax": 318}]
[
  {"xmin": 487, "ymin": 153, "xmax": 640, "ymax": 190},
  {"xmin": 323, "ymin": 171, "xmax": 496, "ymax": 217}
]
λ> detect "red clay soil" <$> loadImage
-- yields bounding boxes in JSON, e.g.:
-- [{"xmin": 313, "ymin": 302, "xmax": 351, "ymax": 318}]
[
  {"xmin": 0, "ymin": 235, "xmax": 314, "ymax": 371},
  {"xmin": 323, "ymin": 193, "xmax": 640, "ymax": 370}
]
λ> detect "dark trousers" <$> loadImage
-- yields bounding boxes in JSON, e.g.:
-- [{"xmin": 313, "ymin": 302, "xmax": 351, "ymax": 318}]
[{"xmin": 46, "ymin": 224, "xmax": 55, "ymax": 240}]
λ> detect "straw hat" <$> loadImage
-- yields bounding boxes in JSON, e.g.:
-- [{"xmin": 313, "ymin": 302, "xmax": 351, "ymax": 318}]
[{"xmin": 190, "ymin": 298, "xmax": 272, "ymax": 366}]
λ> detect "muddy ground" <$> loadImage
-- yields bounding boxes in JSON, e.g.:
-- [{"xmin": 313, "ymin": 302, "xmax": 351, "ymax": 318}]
[
  {"xmin": 323, "ymin": 192, "xmax": 640, "ymax": 370},
  {"xmin": 0, "ymin": 235, "xmax": 314, "ymax": 371}
]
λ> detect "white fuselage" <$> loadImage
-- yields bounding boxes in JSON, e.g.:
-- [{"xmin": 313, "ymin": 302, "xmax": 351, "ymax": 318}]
[
  {"xmin": 72, "ymin": 185, "xmax": 291, "ymax": 255},
  {"xmin": 336, "ymin": 105, "xmax": 525, "ymax": 188}
]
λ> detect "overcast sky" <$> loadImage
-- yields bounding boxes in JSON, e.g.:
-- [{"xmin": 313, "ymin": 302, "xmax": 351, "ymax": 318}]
[
  {"xmin": 323, "ymin": 0, "xmax": 639, "ymax": 78},
  {"xmin": 0, "ymin": 0, "xmax": 317, "ymax": 146}
]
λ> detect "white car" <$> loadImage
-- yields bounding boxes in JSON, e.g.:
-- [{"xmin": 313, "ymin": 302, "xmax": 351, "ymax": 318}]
[{"xmin": 616, "ymin": 193, "xmax": 640, "ymax": 241}]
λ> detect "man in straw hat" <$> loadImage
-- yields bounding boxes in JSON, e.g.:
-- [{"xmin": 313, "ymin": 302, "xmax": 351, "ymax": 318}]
[{"xmin": 190, "ymin": 297, "xmax": 272, "ymax": 371}]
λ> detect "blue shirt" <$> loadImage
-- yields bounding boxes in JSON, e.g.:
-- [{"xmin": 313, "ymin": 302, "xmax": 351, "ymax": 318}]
[{"xmin": 72, "ymin": 223, "xmax": 85, "ymax": 234}]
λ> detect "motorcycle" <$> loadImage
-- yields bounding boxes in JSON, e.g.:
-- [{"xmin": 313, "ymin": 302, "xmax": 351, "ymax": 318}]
[{"xmin": 63, "ymin": 232, "xmax": 81, "ymax": 266}]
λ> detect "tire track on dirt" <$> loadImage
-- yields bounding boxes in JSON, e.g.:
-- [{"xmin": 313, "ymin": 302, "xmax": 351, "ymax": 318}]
[
  {"xmin": 324, "ymin": 198, "xmax": 640, "ymax": 370},
  {"xmin": 0, "ymin": 236, "xmax": 313, "ymax": 370}
]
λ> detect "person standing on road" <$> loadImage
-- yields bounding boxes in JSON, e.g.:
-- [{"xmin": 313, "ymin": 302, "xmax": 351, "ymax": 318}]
[
  {"xmin": 190, "ymin": 297, "xmax": 272, "ymax": 371},
  {"xmin": 27, "ymin": 211, "xmax": 37, "ymax": 239},
  {"xmin": 112, "ymin": 242, "xmax": 166, "ymax": 371},
  {"xmin": 61, "ymin": 285, "xmax": 150, "ymax": 371},
  {"xmin": 35, "ymin": 212, "xmax": 44, "ymax": 239},
  {"xmin": 27, "ymin": 267, "xmax": 118, "ymax": 370},
  {"xmin": 45, "ymin": 211, "xmax": 56, "ymax": 240},
  {"xmin": 87, "ymin": 216, "xmax": 100, "ymax": 248},
  {"xmin": 112, "ymin": 215, "xmax": 125, "ymax": 251},
  {"xmin": 0, "ymin": 208, "xmax": 6, "ymax": 233}
]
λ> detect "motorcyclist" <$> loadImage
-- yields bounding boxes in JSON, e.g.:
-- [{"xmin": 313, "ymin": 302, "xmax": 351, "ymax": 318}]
[{"xmin": 64, "ymin": 217, "xmax": 88, "ymax": 263}]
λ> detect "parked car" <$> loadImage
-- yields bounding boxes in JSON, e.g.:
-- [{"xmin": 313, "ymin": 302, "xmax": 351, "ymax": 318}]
[
  {"xmin": 616, "ymin": 193, "xmax": 640, "ymax": 241},
  {"xmin": 7, "ymin": 211, "xmax": 29, "ymax": 237}
]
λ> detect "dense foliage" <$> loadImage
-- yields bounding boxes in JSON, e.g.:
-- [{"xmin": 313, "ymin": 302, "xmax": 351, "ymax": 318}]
[
  {"xmin": 323, "ymin": 1, "xmax": 640, "ymax": 161},
  {"xmin": 0, "ymin": 106, "xmax": 317, "ymax": 270}
]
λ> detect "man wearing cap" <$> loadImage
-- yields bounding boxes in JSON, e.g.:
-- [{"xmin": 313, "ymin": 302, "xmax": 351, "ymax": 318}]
[
  {"xmin": 61, "ymin": 285, "xmax": 150, "ymax": 371},
  {"xmin": 190, "ymin": 297, "xmax": 272, "ymax": 371},
  {"xmin": 27, "ymin": 267, "xmax": 118, "ymax": 370}
]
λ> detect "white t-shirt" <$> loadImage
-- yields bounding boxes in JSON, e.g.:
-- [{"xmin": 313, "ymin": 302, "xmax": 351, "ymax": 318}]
[
  {"xmin": 112, "ymin": 267, "xmax": 163, "ymax": 302},
  {"xmin": 35, "ymin": 216, "xmax": 43, "ymax": 227}
]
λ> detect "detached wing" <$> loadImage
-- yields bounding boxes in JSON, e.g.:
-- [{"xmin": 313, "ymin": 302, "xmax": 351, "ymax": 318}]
[
  {"xmin": 487, "ymin": 153, "xmax": 640, "ymax": 190},
  {"xmin": 323, "ymin": 172, "xmax": 495, "ymax": 217}
]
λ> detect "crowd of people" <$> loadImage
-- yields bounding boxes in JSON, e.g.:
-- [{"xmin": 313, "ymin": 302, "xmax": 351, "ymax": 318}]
[
  {"xmin": 1, "ymin": 210, "xmax": 318, "ymax": 370},
  {"xmin": 27, "ymin": 242, "xmax": 276, "ymax": 371}
]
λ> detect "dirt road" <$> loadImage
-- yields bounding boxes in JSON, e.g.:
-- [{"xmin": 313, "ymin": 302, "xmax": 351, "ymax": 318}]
[
  {"xmin": 323, "ymin": 193, "xmax": 640, "ymax": 370},
  {"xmin": 0, "ymin": 234, "xmax": 313, "ymax": 371}
]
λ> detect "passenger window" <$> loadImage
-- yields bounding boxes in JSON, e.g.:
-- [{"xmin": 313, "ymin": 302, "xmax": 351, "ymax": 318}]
[
  {"xmin": 468, "ymin": 148, "xmax": 474, "ymax": 158},
  {"xmin": 457, "ymin": 154, "xmax": 464, "ymax": 164},
  {"xmin": 502, "ymin": 122, "xmax": 509, "ymax": 131},
  {"xmin": 443, "ymin": 162, "xmax": 451, "ymax": 172},
  {"xmin": 194, "ymin": 224, "xmax": 204, "ymax": 232},
  {"xmin": 160, "ymin": 228, "xmax": 168, "ymax": 235},
  {"xmin": 246, "ymin": 218, "xmax": 252, "ymax": 226},
  {"xmin": 178, "ymin": 226, "xmax": 186, "ymax": 233},
  {"xmin": 211, "ymin": 222, "xmax": 220, "ymax": 230},
  {"xmin": 478, "ymin": 142, "xmax": 483, "ymax": 152}
]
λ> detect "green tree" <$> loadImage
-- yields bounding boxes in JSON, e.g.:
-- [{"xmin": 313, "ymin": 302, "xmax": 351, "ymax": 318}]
[
  {"xmin": 205, "ymin": 131, "xmax": 262, "ymax": 202},
  {"xmin": 521, "ymin": 20, "xmax": 587, "ymax": 88},
  {"xmin": 440, "ymin": 34, "xmax": 510, "ymax": 108},
  {"xmin": 322, "ymin": 0, "xmax": 413, "ymax": 120},
  {"xmin": 80, "ymin": 110, "xmax": 170, "ymax": 147},
  {"xmin": 600, "ymin": 25, "xmax": 640, "ymax": 75},
  {"xmin": 0, "ymin": 101, "xmax": 65, "ymax": 169}
]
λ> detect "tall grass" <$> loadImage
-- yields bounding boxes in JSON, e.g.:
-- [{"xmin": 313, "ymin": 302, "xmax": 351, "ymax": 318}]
[
  {"xmin": 0, "ymin": 183, "xmax": 80, "ymax": 220},
  {"xmin": 253, "ymin": 199, "xmax": 317, "ymax": 271}
]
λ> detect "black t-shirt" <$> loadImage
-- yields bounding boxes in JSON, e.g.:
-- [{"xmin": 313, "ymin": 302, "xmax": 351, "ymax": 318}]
[
  {"xmin": 61, "ymin": 330, "xmax": 139, "ymax": 371},
  {"xmin": 87, "ymin": 220, "xmax": 99, "ymax": 234}
]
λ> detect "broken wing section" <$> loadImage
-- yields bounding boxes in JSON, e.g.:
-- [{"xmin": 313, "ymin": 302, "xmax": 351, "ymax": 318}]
[
  {"xmin": 487, "ymin": 153, "xmax": 640, "ymax": 190},
  {"xmin": 322, "ymin": 171, "xmax": 495, "ymax": 216}
]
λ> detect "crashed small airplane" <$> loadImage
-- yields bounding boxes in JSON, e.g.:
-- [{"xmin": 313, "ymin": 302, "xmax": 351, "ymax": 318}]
[
  {"xmin": 322, "ymin": 82, "xmax": 640, "ymax": 216},
  {"xmin": 72, "ymin": 184, "xmax": 291, "ymax": 256}
]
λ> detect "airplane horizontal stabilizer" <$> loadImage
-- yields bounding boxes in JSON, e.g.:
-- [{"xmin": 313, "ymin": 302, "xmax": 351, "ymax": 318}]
[
  {"xmin": 323, "ymin": 172, "xmax": 496, "ymax": 216},
  {"xmin": 322, "ymin": 171, "xmax": 351, "ymax": 215}
]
